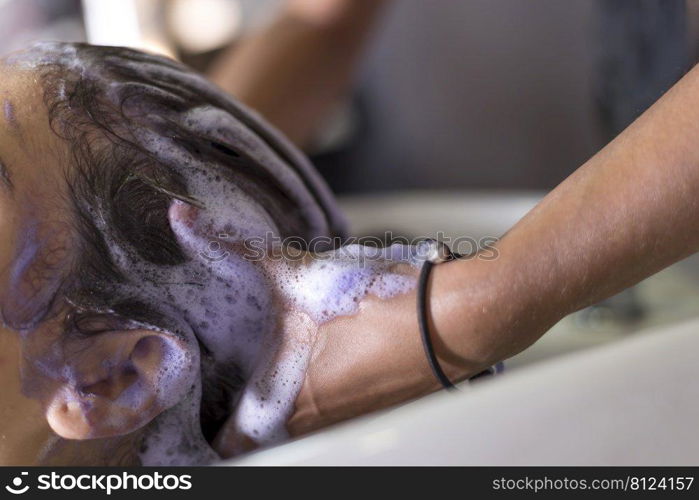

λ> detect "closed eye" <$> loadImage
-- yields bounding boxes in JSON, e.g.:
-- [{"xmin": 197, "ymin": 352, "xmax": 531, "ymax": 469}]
[{"xmin": 0, "ymin": 154, "xmax": 13, "ymax": 190}]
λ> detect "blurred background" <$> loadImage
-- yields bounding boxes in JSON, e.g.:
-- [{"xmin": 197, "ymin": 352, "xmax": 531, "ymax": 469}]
[
  {"xmin": 0, "ymin": 0, "xmax": 695, "ymax": 191},
  {"xmin": 2, "ymin": 0, "xmax": 698, "ymax": 368}
]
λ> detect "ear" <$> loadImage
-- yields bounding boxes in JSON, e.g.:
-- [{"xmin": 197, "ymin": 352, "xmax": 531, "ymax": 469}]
[{"xmin": 44, "ymin": 329, "xmax": 195, "ymax": 440}]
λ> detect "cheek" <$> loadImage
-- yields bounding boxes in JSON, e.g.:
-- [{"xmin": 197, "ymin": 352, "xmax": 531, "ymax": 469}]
[
  {"xmin": 16, "ymin": 320, "xmax": 67, "ymax": 404},
  {"xmin": 0, "ymin": 328, "xmax": 20, "ymax": 386},
  {"xmin": 0, "ymin": 328, "xmax": 28, "ymax": 411},
  {"xmin": 0, "ymin": 328, "xmax": 46, "ymax": 453},
  {"xmin": 0, "ymin": 327, "xmax": 58, "ymax": 465}
]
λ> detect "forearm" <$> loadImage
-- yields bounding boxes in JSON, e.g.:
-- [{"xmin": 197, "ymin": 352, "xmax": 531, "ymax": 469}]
[
  {"xmin": 207, "ymin": 0, "xmax": 390, "ymax": 148},
  {"xmin": 290, "ymin": 49, "xmax": 699, "ymax": 441},
  {"xmin": 435, "ymin": 63, "xmax": 699, "ymax": 367}
]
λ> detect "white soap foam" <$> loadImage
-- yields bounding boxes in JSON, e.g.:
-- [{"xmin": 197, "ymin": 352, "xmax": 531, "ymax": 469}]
[
  {"xmin": 272, "ymin": 243, "xmax": 425, "ymax": 323},
  {"xmin": 201, "ymin": 241, "xmax": 430, "ymax": 449}
]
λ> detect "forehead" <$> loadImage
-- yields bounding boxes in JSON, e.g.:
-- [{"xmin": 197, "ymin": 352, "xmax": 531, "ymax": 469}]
[{"xmin": 0, "ymin": 63, "xmax": 69, "ymax": 179}]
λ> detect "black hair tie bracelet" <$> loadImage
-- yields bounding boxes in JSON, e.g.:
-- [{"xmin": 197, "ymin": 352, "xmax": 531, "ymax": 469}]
[
  {"xmin": 417, "ymin": 239, "xmax": 459, "ymax": 391},
  {"xmin": 417, "ymin": 240, "xmax": 505, "ymax": 390}
]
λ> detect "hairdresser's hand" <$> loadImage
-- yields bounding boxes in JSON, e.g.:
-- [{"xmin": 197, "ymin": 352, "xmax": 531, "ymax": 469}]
[{"xmin": 285, "ymin": 257, "xmax": 507, "ymax": 437}]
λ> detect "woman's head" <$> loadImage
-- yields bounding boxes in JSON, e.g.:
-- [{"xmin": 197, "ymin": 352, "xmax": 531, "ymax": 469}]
[{"xmin": 0, "ymin": 42, "xmax": 344, "ymax": 464}]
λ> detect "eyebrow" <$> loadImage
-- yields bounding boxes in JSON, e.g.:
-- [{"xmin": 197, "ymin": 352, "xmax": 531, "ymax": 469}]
[{"xmin": 3, "ymin": 99, "xmax": 18, "ymax": 130}]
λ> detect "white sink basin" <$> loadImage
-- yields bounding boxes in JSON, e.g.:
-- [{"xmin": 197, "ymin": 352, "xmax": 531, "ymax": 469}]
[
  {"xmin": 339, "ymin": 190, "xmax": 540, "ymax": 242},
  {"xmin": 338, "ymin": 190, "xmax": 699, "ymax": 369}
]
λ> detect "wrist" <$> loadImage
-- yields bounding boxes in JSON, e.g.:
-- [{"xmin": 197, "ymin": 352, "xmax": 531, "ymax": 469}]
[{"xmin": 428, "ymin": 248, "xmax": 559, "ymax": 376}]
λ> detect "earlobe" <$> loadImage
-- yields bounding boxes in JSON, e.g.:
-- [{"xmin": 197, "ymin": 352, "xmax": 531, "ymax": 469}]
[{"xmin": 44, "ymin": 331, "xmax": 194, "ymax": 440}]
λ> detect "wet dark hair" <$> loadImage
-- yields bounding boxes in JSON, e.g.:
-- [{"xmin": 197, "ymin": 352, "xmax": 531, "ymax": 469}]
[
  {"xmin": 36, "ymin": 43, "xmax": 342, "ymax": 278},
  {"xmin": 30, "ymin": 43, "xmax": 345, "ymax": 442}
]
